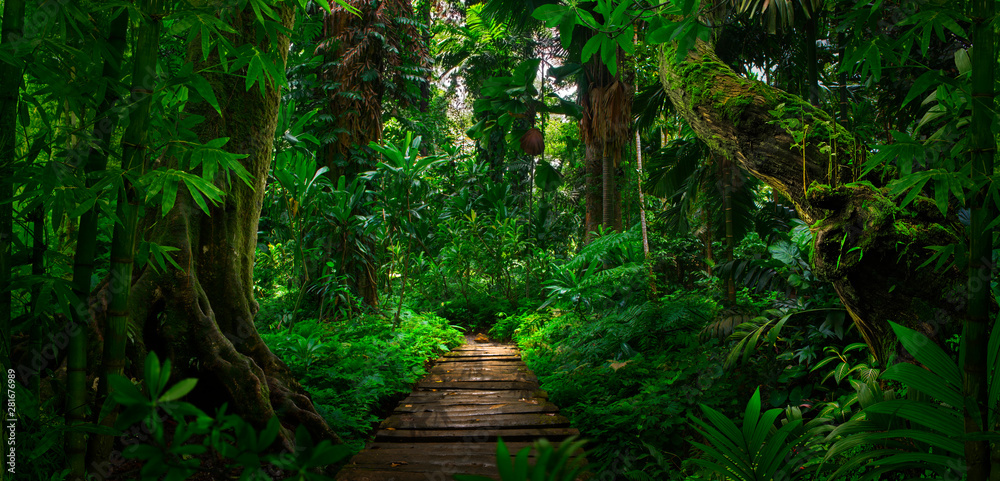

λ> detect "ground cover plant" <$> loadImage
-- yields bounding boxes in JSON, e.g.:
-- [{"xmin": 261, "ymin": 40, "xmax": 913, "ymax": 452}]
[{"xmin": 1, "ymin": 0, "xmax": 997, "ymax": 479}]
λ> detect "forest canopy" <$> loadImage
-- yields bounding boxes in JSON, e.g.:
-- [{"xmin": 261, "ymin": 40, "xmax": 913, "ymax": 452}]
[{"xmin": 0, "ymin": 0, "xmax": 997, "ymax": 479}]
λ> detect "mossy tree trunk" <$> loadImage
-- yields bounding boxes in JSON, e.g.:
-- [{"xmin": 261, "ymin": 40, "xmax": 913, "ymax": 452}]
[
  {"xmin": 658, "ymin": 40, "xmax": 962, "ymax": 361},
  {"xmin": 88, "ymin": 7, "xmax": 342, "ymax": 470}
]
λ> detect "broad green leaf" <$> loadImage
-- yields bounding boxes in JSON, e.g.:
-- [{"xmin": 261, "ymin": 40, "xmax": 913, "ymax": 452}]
[
  {"xmin": 889, "ymin": 322, "xmax": 961, "ymax": 388},
  {"xmin": 582, "ymin": 34, "xmax": 602, "ymax": 62},
  {"xmin": 902, "ymin": 70, "xmax": 942, "ymax": 107},
  {"xmin": 109, "ymin": 375, "xmax": 147, "ymax": 405},
  {"xmin": 159, "ymin": 378, "xmax": 198, "ymax": 403},
  {"xmin": 144, "ymin": 352, "xmax": 162, "ymax": 397},
  {"xmin": 601, "ymin": 36, "xmax": 617, "ymax": 76},
  {"xmin": 954, "ymin": 48, "xmax": 971, "ymax": 75},
  {"xmin": 534, "ymin": 160, "xmax": 562, "ymax": 192},
  {"xmin": 882, "ymin": 363, "xmax": 962, "ymax": 407},
  {"xmin": 496, "ymin": 438, "xmax": 514, "ymax": 481},
  {"xmin": 532, "ymin": 4, "xmax": 569, "ymax": 22},
  {"xmin": 559, "ymin": 13, "xmax": 577, "ymax": 50}
]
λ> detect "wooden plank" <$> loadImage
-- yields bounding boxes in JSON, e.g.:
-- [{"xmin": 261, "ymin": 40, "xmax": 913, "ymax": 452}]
[
  {"xmin": 437, "ymin": 355, "xmax": 522, "ymax": 360},
  {"xmin": 381, "ymin": 412, "xmax": 570, "ymax": 430},
  {"xmin": 401, "ymin": 395, "xmax": 547, "ymax": 407},
  {"xmin": 338, "ymin": 465, "xmax": 499, "ymax": 480},
  {"xmin": 442, "ymin": 352, "xmax": 521, "ymax": 362},
  {"xmin": 414, "ymin": 381, "xmax": 539, "ymax": 390},
  {"xmin": 430, "ymin": 363, "xmax": 530, "ymax": 370},
  {"xmin": 374, "ymin": 427, "xmax": 580, "ymax": 442},
  {"xmin": 362, "ymin": 441, "xmax": 553, "ymax": 454},
  {"xmin": 420, "ymin": 373, "xmax": 537, "ymax": 383},
  {"xmin": 449, "ymin": 346, "xmax": 517, "ymax": 352},
  {"xmin": 394, "ymin": 402, "xmax": 559, "ymax": 414},
  {"xmin": 403, "ymin": 389, "xmax": 544, "ymax": 400},
  {"xmin": 341, "ymin": 462, "xmax": 503, "ymax": 477}
]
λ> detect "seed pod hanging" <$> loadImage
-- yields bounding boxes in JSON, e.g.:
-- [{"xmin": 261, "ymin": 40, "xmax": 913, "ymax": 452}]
[{"xmin": 520, "ymin": 127, "xmax": 544, "ymax": 156}]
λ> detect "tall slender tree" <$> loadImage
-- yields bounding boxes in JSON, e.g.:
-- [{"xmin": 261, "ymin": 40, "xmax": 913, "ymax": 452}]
[
  {"xmin": 0, "ymin": 0, "xmax": 26, "ymax": 377},
  {"xmin": 79, "ymin": 6, "xmax": 144, "ymax": 470},
  {"xmin": 963, "ymin": 0, "xmax": 996, "ymax": 478}
]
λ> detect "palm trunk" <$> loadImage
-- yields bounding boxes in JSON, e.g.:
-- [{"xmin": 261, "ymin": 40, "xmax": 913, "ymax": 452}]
[
  {"xmin": 703, "ymin": 206, "xmax": 713, "ymax": 278},
  {"xmin": 636, "ymin": 131, "xmax": 655, "ymax": 296},
  {"xmin": 722, "ymin": 163, "xmax": 736, "ymax": 305},
  {"xmin": 602, "ymin": 151, "xmax": 614, "ymax": 232},
  {"xmin": 29, "ymin": 205, "xmax": 43, "ymax": 395},
  {"xmin": 88, "ymin": 1, "xmax": 163, "ymax": 473},
  {"xmin": 804, "ymin": 14, "xmax": 819, "ymax": 106},
  {"xmin": 584, "ymin": 145, "xmax": 603, "ymax": 243},
  {"xmin": 75, "ymin": 9, "xmax": 129, "ymax": 468},
  {"xmin": 0, "ymin": 0, "xmax": 26, "ymax": 378},
  {"xmin": 963, "ymin": 0, "xmax": 995, "ymax": 478}
]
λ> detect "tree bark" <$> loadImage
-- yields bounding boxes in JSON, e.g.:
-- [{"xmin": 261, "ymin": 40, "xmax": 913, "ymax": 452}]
[
  {"xmin": 659, "ymin": 40, "xmax": 963, "ymax": 361},
  {"xmin": 88, "ymin": 7, "xmax": 342, "ymax": 472}
]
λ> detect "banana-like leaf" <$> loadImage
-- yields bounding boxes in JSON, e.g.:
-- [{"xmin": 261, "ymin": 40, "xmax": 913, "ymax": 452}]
[{"xmin": 690, "ymin": 388, "xmax": 820, "ymax": 481}]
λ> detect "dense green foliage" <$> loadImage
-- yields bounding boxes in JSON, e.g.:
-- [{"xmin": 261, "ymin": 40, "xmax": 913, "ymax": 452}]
[
  {"xmin": 0, "ymin": 0, "xmax": 996, "ymax": 479},
  {"xmin": 259, "ymin": 313, "xmax": 464, "ymax": 451}
]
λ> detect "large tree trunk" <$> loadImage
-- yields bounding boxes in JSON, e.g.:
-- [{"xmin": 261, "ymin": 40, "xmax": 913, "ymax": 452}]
[
  {"xmin": 659, "ymin": 40, "xmax": 962, "ymax": 361},
  {"xmin": 91, "ymin": 7, "xmax": 341, "ymax": 466}
]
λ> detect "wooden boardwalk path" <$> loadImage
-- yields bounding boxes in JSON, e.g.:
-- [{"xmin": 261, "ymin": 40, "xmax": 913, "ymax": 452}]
[{"xmin": 336, "ymin": 341, "xmax": 580, "ymax": 480}]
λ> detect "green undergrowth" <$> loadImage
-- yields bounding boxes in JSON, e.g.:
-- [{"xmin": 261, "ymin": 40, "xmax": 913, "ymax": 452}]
[
  {"xmin": 492, "ymin": 295, "xmax": 744, "ymax": 479},
  {"xmin": 260, "ymin": 313, "xmax": 464, "ymax": 451}
]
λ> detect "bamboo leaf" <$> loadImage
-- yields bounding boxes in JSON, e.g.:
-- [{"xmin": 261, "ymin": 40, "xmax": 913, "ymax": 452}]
[{"xmin": 190, "ymin": 73, "xmax": 220, "ymax": 115}]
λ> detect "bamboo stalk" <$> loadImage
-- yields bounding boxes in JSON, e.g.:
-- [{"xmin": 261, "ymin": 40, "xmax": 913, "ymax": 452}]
[
  {"xmin": 964, "ymin": 0, "xmax": 996, "ymax": 479},
  {"xmin": 0, "ymin": 0, "xmax": 26, "ymax": 382},
  {"xmin": 71, "ymin": 9, "xmax": 128, "ymax": 470},
  {"xmin": 88, "ymin": 0, "xmax": 164, "ymax": 473}
]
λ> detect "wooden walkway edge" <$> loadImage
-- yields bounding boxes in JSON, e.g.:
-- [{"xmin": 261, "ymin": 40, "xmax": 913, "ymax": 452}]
[{"xmin": 336, "ymin": 341, "xmax": 581, "ymax": 480}]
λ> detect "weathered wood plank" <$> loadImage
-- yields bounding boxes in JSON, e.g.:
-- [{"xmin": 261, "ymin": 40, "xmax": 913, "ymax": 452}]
[
  {"xmin": 380, "ymin": 412, "xmax": 570, "ymax": 430},
  {"xmin": 338, "ymin": 466, "xmax": 490, "ymax": 481},
  {"xmin": 401, "ymin": 391, "xmax": 546, "ymax": 403},
  {"xmin": 420, "ymin": 373, "xmax": 538, "ymax": 382},
  {"xmin": 394, "ymin": 402, "xmax": 559, "ymax": 414},
  {"xmin": 374, "ymin": 427, "xmax": 580, "ymax": 442},
  {"xmin": 414, "ymin": 380, "xmax": 539, "ymax": 390}
]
